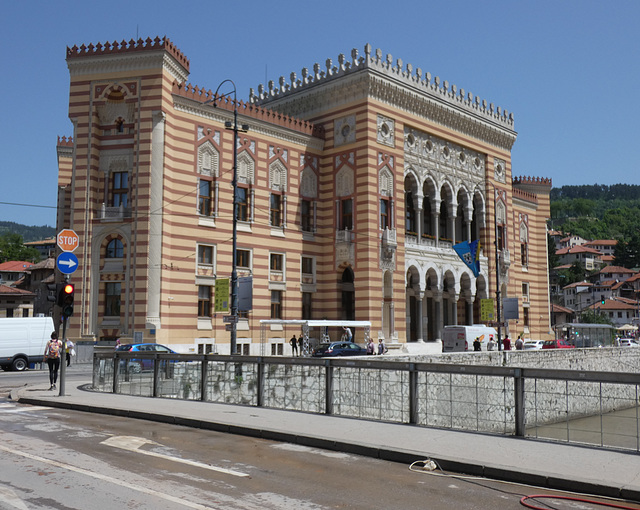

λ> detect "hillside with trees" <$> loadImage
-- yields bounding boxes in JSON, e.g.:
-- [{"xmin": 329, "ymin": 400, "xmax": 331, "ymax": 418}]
[
  {"xmin": 0, "ymin": 221, "xmax": 55, "ymax": 242},
  {"xmin": 550, "ymin": 184, "xmax": 640, "ymax": 269}
]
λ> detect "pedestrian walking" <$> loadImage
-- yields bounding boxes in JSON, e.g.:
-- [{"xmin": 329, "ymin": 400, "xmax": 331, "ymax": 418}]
[
  {"xmin": 366, "ymin": 338, "xmax": 375, "ymax": 355},
  {"xmin": 43, "ymin": 332, "xmax": 62, "ymax": 390},
  {"xmin": 377, "ymin": 338, "xmax": 387, "ymax": 355},
  {"xmin": 503, "ymin": 336, "xmax": 511, "ymax": 351},
  {"xmin": 473, "ymin": 337, "xmax": 481, "ymax": 351},
  {"xmin": 290, "ymin": 334, "xmax": 298, "ymax": 356},
  {"xmin": 65, "ymin": 338, "xmax": 76, "ymax": 366},
  {"xmin": 515, "ymin": 334, "xmax": 524, "ymax": 351},
  {"xmin": 342, "ymin": 326, "xmax": 352, "ymax": 342},
  {"xmin": 487, "ymin": 335, "xmax": 496, "ymax": 351},
  {"xmin": 298, "ymin": 335, "xmax": 304, "ymax": 356}
]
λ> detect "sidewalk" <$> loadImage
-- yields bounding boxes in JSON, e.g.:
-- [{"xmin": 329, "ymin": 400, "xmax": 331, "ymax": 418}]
[{"xmin": 12, "ymin": 377, "xmax": 640, "ymax": 502}]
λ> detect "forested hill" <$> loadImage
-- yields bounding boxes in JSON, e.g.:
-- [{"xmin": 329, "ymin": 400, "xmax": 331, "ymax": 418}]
[
  {"xmin": 550, "ymin": 184, "xmax": 640, "ymax": 201},
  {"xmin": 0, "ymin": 221, "xmax": 55, "ymax": 242},
  {"xmin": 550, "ymin": 184, "xmax": 640, "ymax": 268}
]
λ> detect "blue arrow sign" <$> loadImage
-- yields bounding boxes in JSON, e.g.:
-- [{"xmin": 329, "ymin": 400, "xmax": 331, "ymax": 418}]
[{"xmin": 57, "ymin": 252, "xmax": 79, "ymax": 275}]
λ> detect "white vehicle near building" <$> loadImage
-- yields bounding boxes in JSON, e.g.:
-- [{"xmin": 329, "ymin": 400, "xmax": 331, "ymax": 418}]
[
  {"xmin": 0, "ymin": 317, "xmax": 55, "ymax": 371},
  {"xmin": 442, "ymin": 325, "xmax": 499, "ymax": 352}
]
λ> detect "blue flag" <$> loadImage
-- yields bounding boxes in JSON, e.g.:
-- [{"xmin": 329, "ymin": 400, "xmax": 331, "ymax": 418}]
[{"xmin": 453, "ymin": 240, "xmax": 481, "ymax": 277}]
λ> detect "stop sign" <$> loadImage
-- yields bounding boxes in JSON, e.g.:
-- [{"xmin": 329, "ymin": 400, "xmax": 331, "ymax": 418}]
[{"xmin": 57, "ymin": 229, "xmax": 79, "ymax": 252}]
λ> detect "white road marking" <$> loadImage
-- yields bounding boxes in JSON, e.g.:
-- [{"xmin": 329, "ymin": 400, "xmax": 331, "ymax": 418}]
[
  {"xmin": 0, "ymin": 404, "xmax": 50, "ymax": 413},
  {"xmin": 0, "ymin": 485, "xmax": 29, "ymax": 510},
  {"xmin": 0, "ymin": 444, "xmax": 221, "ymax": 510},
  {"xmin": 101, "ymin": 436, "xmax": 250, "ymax": 478}
]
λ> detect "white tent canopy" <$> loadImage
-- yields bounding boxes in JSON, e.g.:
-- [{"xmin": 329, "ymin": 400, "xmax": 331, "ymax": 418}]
[{"xmin": 259, "ymin": 320, "xmax": 372, "ymax": 355}]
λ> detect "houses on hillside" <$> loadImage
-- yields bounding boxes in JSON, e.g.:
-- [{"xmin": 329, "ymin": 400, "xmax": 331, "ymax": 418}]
[{"xmin": 550, "ymin": 233, "xmax": 640, "ymax": 330}]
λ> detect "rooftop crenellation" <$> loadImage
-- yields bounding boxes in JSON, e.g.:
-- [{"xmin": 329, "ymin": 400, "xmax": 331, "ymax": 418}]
[
  {"xmin": 66, "ymin": 36, "xmax": 190, "ymax": 72},
  {"xmin": 250, "ymin": 43, "xmax": 515, "ymax": 129},
  {"xmin": 513, "ymin": 175, "xmax": 552, "ymax": 186},
  {"xmin": 172, "ymin": 82, "xmax": 325, "ymax": 139}
]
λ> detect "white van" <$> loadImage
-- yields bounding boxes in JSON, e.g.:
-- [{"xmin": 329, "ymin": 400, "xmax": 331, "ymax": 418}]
[
  {"xmin": 0, "ymin": 317, "xmax": 55, "ymax": 371},
  {"xmin": 442, "ymin": 325, "xmax": 499, "ymax": 352}
]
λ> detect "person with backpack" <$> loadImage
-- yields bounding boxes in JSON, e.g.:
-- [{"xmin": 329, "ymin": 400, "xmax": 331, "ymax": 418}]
[{"xmin": 43, "ymin": 332, "xmax": 63, "ymax": 390}]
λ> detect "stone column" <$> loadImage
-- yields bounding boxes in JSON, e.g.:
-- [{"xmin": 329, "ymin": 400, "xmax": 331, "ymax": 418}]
[
  {"xmin": 466, "ymin": 297, "xmax": 474, "ymax": 325},
  {"xmin": 416, "ymin": 292, "xmax": 424, "ymax": 342},
  {"xmin": 433, "ymin": 291, "xmax": 443, "ymax": 341},
  {"xmin": 452, "ymin": 293, "xmax": 459, "ymax": 324}
]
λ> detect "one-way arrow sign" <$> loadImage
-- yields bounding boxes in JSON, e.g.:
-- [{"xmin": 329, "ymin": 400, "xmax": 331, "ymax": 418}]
[{"xmin": 57, "ymin": 252, "xmax": 79, "ymax": 275}]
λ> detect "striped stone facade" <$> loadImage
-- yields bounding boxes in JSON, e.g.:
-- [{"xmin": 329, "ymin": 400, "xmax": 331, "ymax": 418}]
[{"xmin": 57, "ymin": 38, "xmax": 552, "ymax": 353}]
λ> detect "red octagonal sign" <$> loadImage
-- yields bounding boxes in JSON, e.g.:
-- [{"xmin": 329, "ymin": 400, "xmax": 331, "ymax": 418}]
[{"xmin": 57, "ymin": 229, "xmax": 79, "ymax": 252}]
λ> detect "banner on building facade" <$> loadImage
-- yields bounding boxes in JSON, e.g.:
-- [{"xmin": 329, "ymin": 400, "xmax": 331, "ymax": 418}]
[
  {"xmin": 214, "ymin": 278, "xmax": 229, "ymax": 312},
  {"xmin": 238, "ymin": 276, "xmax": 253, "ymax": 312},
  {"xmin": 453, "ymin": 240, "xmax": 481, "ymax": 277}
]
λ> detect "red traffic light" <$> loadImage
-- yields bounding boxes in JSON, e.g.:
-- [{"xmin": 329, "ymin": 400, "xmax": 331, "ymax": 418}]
[{"xmin": 59, "ymin": 283, "xmax": 75, "ymax": 317}]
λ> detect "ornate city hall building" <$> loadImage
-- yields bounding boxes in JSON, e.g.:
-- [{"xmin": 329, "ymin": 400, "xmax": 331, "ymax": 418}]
[{"xmin": 56, "ymin": 37, "xmax": 552, "ymax": 353}]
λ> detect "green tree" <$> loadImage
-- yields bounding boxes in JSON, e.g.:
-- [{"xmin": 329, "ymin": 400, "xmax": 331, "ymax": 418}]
[
  {"xmin": 579, "ymin": 308, "xmax": 613, "ymax": 325},
  {"xmin": 0, "ymin": 233, "xmax": 40, "ymax": 263}
]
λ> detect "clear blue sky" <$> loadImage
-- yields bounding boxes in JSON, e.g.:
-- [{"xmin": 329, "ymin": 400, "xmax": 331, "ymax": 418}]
[{"xmin": 2, "ymin": 0, "xmax": 639, "ymax": 228}]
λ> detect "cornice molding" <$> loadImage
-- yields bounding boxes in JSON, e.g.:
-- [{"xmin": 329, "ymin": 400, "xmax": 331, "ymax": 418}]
[
  {"xmin": 67, "ymin": 52, "xmax": 189, "ymax": 83},
  {"xmin": 172, "ymin": 96, "xmax": 325, "ymax": 152},
  {"xmin": 256, "ymin": 71, "xmax": 517, "ymax": 150}
]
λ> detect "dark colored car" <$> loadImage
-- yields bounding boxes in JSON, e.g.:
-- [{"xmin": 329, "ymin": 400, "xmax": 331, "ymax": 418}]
[
  {"xmin": 542, "ymin": 339, "xmax": 575, "ymax": 349},
  {"xmin": 116, "ymin": 343, "xmax": 177, "ymax": 372},
  {"xmin": 311, "ymin": 341, "xmax": 367, "ymax": 357}
]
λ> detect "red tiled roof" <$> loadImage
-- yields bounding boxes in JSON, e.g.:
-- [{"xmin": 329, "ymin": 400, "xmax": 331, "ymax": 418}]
[
  {"xmin": 556, "ymin": 246, "xmax": 602, "ymax": 255},
  {"xmin": 589, "ymin": 299, "xmax": 637, "ymax": 310},
  {"xmin": 551, "ymin": 303, "xmax": 574, "ymax": 314},
  {"xmin": 0, "ymin": 284, "xmax": 35, "ymax": 297},
  {"xmin": 584, "ymin": 240, "xmax": 617, "ymax": 246},
  {"xmin": 0, "ymin": 260, "xmax": 34, "ymax": 272},
  {"xmin": 599, "ymin": 265, "xmax": 636, "ymax": 274}
]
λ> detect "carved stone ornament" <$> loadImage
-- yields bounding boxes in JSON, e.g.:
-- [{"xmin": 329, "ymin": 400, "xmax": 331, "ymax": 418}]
[
  {"xmin": 336, "ymin": 167, "xmax": 354, "ymax": 197},
  {"xmin": 198, "ymin": 141, "xmax": 219, "ymax": 178},
  {"xmin": 494, "ymin": 157, "xmax": 506, "ymax": 183},
  {"xmin": 300, "ymin": 167, "xmax": 318, "ymax": 198},
  {"xmin": 377, "ymin": 115, "xmax": 395, "ymax": 147},
  {"xmin": 334, "ymin": 115, "xmax": 356, "ymax": 147}
]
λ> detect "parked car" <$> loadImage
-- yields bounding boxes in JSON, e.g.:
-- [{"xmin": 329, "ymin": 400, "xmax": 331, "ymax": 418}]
[
  {"xmin": 542, "ymin": 339, "xmax": 575, "ymax": 349},
  {"xmin": 116, "ymin": 343, "xmax": 177, "ymax": 372},
  {"xmin": 311, "ymin": 341, "xmax": 367, "ymax": 357},
  {"xmin": 524, "ymin": 340, "xmax": 544, "ymax": 350},
  {"xmin": 619, "ymin": 339, "xmax": 639, "ymax": 347}
]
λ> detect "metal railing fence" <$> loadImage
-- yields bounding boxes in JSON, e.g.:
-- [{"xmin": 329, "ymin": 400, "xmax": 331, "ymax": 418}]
[{"xmin": 93, "ymin": 352, "xmax": 640, "ymax": 451}]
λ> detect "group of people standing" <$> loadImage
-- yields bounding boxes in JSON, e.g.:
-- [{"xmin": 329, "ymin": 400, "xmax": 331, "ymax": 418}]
[
  {"xmin": 483, "ymin": 334, "xmax": 525, "ymax": 351},
  {"xmin": 43, "ymin": 332, "xmax": 75, "ymax": 390},
  {"xmin": 366, "ymin": 338, "xmax": 387, "ymax": 355},
  {"xmin": 289, "ymin": 334, "xmax": 306, "ymax": 356}
]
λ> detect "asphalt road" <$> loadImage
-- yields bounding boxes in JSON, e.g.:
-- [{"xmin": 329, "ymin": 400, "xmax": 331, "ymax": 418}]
[{"xmin": 1, "ymin": 366, "xmax": 638, "ymax": 509}]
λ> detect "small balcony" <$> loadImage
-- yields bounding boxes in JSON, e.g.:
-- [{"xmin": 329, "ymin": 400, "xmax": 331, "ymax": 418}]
[
  {"xmin": 99, "ymin": 203, "xmax": 131, "ymax": 222},
  {"xmin": 382, "ymin": 228, "xmax": 397, "ymax": 258}
]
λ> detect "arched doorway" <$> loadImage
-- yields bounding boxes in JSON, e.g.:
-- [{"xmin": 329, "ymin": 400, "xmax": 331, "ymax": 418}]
[{"xmin": 341, "ymin": 267, "xmax": 355, "ymax": 320}]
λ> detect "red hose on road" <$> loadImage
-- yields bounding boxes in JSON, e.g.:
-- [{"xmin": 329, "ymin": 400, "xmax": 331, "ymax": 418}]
[{"xmin": 521, "ymin": 494, "xmax": 640, "ymax": 509}]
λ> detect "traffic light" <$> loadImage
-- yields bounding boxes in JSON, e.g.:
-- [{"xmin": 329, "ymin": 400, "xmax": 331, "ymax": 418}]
[
  {"xmin": 59, "ymin": 283, "xmax": 75, "ymax": 317},
  {"xmin": 47, "ymin": 283, "xmax": 61, "ymax": 303},
  {"xmin": 601, "ymin": 298, "xmax": 606, "ymax": 305}
]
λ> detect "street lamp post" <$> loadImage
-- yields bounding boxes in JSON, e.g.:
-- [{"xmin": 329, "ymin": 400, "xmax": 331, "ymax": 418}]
[
  {"xmin": 206, "ymin": 80, "xmax": 248, "ymax": 355},
  {"xmin": 485, "ymin": 181, "xmax": 503, "ymax": 351}
]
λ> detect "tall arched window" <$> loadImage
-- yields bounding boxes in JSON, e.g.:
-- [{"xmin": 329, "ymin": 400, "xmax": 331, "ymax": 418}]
[{"xmin": 106, "ymin": 239, "xmax": 123, "ymax": 258}]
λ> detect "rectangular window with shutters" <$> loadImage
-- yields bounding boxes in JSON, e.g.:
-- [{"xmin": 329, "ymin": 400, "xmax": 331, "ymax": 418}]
[{"xmin": 198, "ymin": 285, "xmax": 212, "ymax": 317}]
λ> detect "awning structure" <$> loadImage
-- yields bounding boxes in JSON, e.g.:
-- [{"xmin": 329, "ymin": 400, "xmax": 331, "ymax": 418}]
[
  {"xmin": 617, "ymin": 324, "xmax": 638, "ymax": 331},
  {"xmin": 259, "ymin": 320, "xmax": 372, "ymax": 355}
]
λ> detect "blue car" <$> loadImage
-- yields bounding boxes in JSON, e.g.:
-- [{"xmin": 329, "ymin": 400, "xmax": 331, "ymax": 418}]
[{"xmin": 116, "ymin": 343, "xmax": 177, "ymax": 373}]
